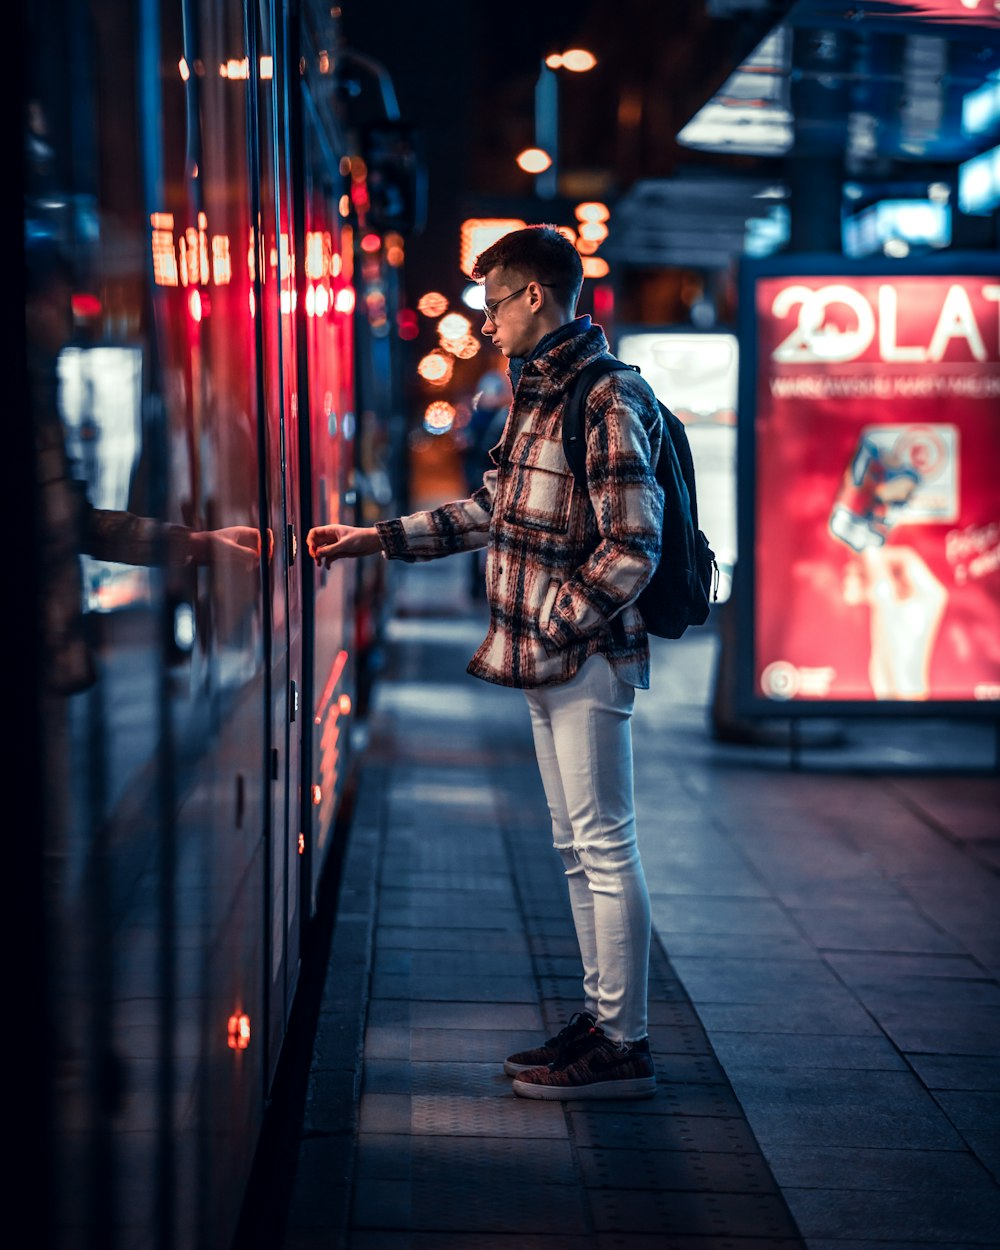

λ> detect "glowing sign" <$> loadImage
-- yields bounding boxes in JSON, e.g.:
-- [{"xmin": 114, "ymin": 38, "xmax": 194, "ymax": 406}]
[
  {"xmin": 460, "ymin": 218, "xmax": 527, "ymax": 278},
  {"xmin": 742, "ymin": 265, "xmax": 1000, "ymax": 712}
]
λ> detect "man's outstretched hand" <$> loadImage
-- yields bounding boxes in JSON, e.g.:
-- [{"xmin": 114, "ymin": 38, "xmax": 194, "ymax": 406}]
[{"xmin": 307, "ymin": 524, "xmax": 381, "ymax": 568}]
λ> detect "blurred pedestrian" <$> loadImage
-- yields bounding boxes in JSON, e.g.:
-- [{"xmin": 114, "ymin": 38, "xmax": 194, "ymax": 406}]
[{"xmin": 308, "ymin": 226, "xmax": 663, "ymax": 1100}]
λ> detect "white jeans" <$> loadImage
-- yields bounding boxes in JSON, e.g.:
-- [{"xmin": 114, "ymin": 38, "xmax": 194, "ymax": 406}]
[{"xmin": 523, "ymin": 655, "xmax": 650, "ymax": 1044}]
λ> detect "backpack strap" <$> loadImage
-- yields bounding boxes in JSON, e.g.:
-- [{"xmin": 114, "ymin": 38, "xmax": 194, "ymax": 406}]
[{"xmin": 562, "ymin": 357, "xmax": 639, "ymax": 490}]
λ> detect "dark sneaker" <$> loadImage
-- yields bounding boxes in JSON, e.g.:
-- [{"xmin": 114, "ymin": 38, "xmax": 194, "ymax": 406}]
[
  {"xmin": 511, "ymin": 1025, "xmax": 656, "ymax": 1100},
  {"xmin": 503, "ymin": 1011, "xmax": 597, "ymax": 1077}
]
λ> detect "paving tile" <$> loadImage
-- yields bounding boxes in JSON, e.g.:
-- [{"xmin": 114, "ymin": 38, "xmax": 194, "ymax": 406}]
[
  {"xmin": 708, "ymin": 1032, "xmax": 908, "ymax": 1071},
  {"xmin": 782, "ymin": 1184, "xmax": 1000, "ymax": 1243},
  {"xmin": 646, "ymin": 999, "xmax": 708, "ymax": 1030},
  {"xmin": 649, "ymin": 896, "xmax": 802, "ymax": 938},
  {"xmin": 849, "ymin": 977, "xmax": 1000, "ymax": 1009},
  {"xmin": 378, "ymin": 869, "xmax": 512, "ymax": 894},
  {"xmin": 650, "ymin": 1053, "xmax": 730, "ymax": 1085},
  {"xmin": 409, "ymin": 1027, "xmax": 534, "ymax": 1064},
  {"xmin": 377, "ymin": 926, "xmax": 530, "ymax": 954},
  {"xmin": 364, "ymin": 1025, "xmax": 411, "ymax": 1060},
  {"xmin": 655, "ymin": 931, "xmax": 818, "ymax": 960},
  {"xmin": 589, "ymin": 1189, "xmax": 800, "ymax": 1237},
  {"xmin": 906, "ymin": 1054, "xmax": 1000, "ymax": 1091},
  {"xmin": 535, "ymin": 975, "xmax": 587, "ymax": 1001},
  {"xmin": 577, "ymin": 1145, "xmax": 778, "ymax": 1192},
  {"xmin": 378, "ymin": 905, "xmax": 524, "ymax": 931},
  {"xmin": 669, "ymin": 955, "xmax": 860, "ymax": 1006},
  {"xmin": 350, "ymin": 1238, "xmax": 592, "ymax": 1250},
  {"xmin": 374, "ymin": 949, "xmax": 532, "ymax": 977},
  {"xmin": 959, "ymin": 1129, "xmax": 1000, "ymax": 1177},
  {"xmin": 764, "ymin": 1143, "xmax": 998, "ymax": 1191},
  {"xmin": 362, "ymin": 1059, "xmax": 512, "ymax": 1097},
  {"xmin": 933, "ymin": 1089, "xmax": 1000, "ymax": 1135},
  {"xmin": 595, "ymin": 1239, "xmax": 805, "ymax": 1250},
  {"xmin": 359, "ymin": 1092, "xmax": 411, "ymax": 1135},
  {"xmin": 569, "ymin": 1110, "xmax": 761, "ymax": 1153},
  {"xmin": 377, "ymin": 885, "xmax": 518, "ymax": 909},
  {"xmin": 408, "ymin": 1001, "xmax": 542, "ymax": 1030},
  {"xmin": 823, "ymin": 951, "xmax": 996, "ymax": 982},
  {"xmin": 409, "ymin": 1094, "xmax": 568, "ymax": 1138},
  {"xmin": 653, "ymin": 1082, "xmax": 746, "ymax": 1118},
  {"xmin": 786, "ymin": 903, "xmax": 965, "ymax": 954},
  {"xmin": 695, "ymin": 1000, "xmax": 883, "ymax": 1036},
  {"xmin": 724, "ymin": 1069, "xmax": 965, "ymax": 1150},
  {"xmin": 353, "ymin": 1176, "xmax": 589, "ymax": 1233},
  {"xmin": 372, "ymin": 972, "xmax": 538, "ymax": 1002},
  {"xmin": 632, "ymin": 859, "xmax": 771, "ymax": 897},
  {"xmin": 869, "ymin": 1006, "xmax": 1000, "ymax": 1057},
  {"xmin": 355, "ymin": 1132, "xmax": 576, "ymax": 1184}
]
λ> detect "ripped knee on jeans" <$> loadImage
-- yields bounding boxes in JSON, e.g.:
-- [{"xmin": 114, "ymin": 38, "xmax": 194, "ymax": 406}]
[{"xmin": 554, "ymin": 841, "xmax": 584, "ymax": 875}]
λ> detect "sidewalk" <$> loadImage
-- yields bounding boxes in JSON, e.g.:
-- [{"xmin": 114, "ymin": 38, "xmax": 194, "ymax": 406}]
[{"xmin": 283, "ymin": 557, "xmax": 1000, "ymax": 1250}]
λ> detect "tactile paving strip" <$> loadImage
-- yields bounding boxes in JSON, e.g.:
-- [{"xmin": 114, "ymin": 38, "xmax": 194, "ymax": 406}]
[
  {"xmin": 653, "ymin": 1081, "xmax": 746, "ymax": 1117},
  {"xmin": 651, "ymin": 1053, "xmax": 729, "ymax": 1084},
  {"xmin": 410, "ymin": 1094, "xmax": 568, "ymax": 1138},
  {"xmin": 577, "ymin": 1145, "xmax": 778, "ymax": 1193},
  {"xmin": 590, "ymin": 1190, "xmax": 801, "ymax": 1237},
  {"xmin": 569, "ymin": 1110, "xmax": 760, "ymax": 1154}
]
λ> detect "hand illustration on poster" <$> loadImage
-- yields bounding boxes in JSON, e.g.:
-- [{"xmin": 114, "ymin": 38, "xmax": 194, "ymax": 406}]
[{"xmin": 843, "ymin": 546, "xmax": 948, "ymax": 700}]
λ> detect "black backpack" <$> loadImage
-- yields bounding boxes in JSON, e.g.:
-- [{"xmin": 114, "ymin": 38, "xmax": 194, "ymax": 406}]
[{"xmin": 562, "ymin": 356, "xmax": 718, "ymax": 640}]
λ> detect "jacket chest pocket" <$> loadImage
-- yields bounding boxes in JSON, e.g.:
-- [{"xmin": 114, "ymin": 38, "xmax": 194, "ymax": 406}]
[{"xmin": 501, "ymin": 433, "xmax": 573, "ymax": 534}]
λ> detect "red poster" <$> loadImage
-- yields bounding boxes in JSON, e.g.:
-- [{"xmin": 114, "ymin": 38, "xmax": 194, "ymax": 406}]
[{"xmin": 753, "ymin": 272, "xmax": 1000, "ymax": 707}]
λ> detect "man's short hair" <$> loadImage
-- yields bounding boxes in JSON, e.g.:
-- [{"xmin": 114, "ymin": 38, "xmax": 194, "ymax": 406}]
[{"xmin": 471, "ymin": 225, "xmax": 583, "ymax": 312}]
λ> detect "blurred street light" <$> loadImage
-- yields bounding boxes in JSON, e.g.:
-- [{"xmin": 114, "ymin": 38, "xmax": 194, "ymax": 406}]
[{"xmin": 517, "ymin": 147, "xmax": 553, "ymax": 174}]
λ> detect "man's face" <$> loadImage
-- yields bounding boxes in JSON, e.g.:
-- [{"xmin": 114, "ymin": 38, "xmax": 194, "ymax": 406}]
[{"xmin": 480, "ymin": 269, "xmax": 543, "ymax": 359}]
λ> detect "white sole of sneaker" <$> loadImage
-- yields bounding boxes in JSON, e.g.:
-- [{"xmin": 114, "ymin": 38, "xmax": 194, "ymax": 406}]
[{"xmin": 511, "ymin": 1075, "xmax": 657, "ymax": 1100}]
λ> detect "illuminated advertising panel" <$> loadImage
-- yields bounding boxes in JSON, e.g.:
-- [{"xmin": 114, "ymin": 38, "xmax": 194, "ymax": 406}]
[
  {"xmin": 738, "ymin": 257, "xmax": 1000, "ymax": 714},
  {"xmin": 618, "ymin": 330, "xmax": 738, "ymax": 600}
]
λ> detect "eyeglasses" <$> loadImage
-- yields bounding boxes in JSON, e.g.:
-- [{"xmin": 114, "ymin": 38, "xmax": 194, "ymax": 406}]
[{"xmin": 482, "ymin": 283, "xmax": 555, "ymax": 324}]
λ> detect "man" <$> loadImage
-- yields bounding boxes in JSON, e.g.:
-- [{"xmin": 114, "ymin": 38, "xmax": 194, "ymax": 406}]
[{"xmin": 308, "ymin": 226, "xmax": 663, "ymax": 1099}]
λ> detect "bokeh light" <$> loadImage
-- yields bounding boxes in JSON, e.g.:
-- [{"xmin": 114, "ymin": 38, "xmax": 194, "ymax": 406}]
[
  {"xmin": 424, "ymin": 401, "xmax": 456, "ymax": 434},
  {"xmin": 516, "ymin": 148, "xmax": 553, "ymax": 174},
  {"xmin": 417, "ymin": 351, "xmax": 454, "ymax": 385},
  {"xmin": 417, "ymin": 291, "xmax": 449, "ymax": 317}
]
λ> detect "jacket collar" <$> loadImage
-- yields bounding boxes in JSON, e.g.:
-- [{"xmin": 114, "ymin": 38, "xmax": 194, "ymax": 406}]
[{"xmin": 509, "ymin": 319, "xmax": 610, "ymax": 396}]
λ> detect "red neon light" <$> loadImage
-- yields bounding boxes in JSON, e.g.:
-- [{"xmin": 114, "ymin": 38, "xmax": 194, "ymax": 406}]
[
  {"xmin": 314, "ymin": 649, "xmax": 349, "ymax": 723},
  {"xmin": 227, "ymin": 1013, "xmax": 251, "ymax": 1050}
]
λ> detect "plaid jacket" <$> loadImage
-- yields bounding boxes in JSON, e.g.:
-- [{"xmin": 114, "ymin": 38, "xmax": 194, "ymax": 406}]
[{"xmin": 376, "ymin": 324, "xmax": 663, "ymax": 689}]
